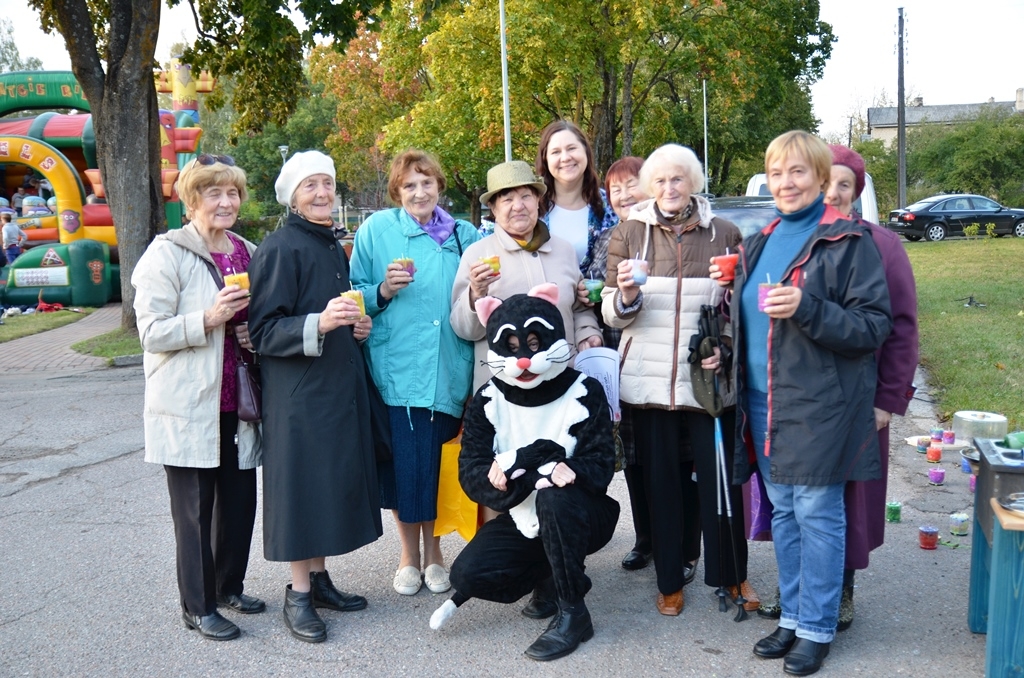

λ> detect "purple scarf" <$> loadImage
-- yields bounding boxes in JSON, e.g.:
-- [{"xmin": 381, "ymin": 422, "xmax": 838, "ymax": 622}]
[{"xmin": 415, "ymin": 206, "xmax": 456, "ymax": 246}]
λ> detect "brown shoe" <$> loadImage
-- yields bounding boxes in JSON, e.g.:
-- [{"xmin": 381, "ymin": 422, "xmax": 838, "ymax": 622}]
[
  {"xmin": 727, "ymin": 580, "xmax": 760, "ymax": 612},
  {"xmin": 656, "ymin": 590, "xmax": 684, "ymax": 616}
]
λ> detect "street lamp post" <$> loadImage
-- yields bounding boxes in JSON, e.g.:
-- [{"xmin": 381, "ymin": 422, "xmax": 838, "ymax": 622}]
[{"xmin": 278, "ymin": 145, "xmax": 289, "ymax": 217}]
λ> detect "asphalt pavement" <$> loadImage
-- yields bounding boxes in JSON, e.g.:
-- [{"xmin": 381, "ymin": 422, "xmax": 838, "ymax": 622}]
[{"xmin": 0, "ymin": 313, "xmax": 986, "ymax": 676}]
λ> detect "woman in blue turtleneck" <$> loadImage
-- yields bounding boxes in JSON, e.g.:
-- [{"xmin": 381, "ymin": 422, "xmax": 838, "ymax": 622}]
[{"xmin": 717, "ymin": 132, "xmax": 892, "ymax": 676}]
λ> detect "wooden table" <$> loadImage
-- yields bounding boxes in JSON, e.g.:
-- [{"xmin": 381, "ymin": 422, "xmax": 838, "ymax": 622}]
[{"xmin": 969, "ymin": 498, "xmax": 1024, "ymax": 676}]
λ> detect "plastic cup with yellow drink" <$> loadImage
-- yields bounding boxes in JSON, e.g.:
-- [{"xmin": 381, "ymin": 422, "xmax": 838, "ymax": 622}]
[
  {"xmin": 339, "ymin": 289, "xmax": 366, "ymax": 317},
  {"xmin": 479, "ymin": 255, "xmax": 501, "ymax": 275},
  {"xmin": 223, "ymin": 272, "xmax": 249, "ymax": 291}
]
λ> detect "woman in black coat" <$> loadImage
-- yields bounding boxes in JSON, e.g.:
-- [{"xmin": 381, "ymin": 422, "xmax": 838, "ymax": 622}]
[{"xmin": 248, "ymin": 151, "xmax": 383, "ymax": 644}]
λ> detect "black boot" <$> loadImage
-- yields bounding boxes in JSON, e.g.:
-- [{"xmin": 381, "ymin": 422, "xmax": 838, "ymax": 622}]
[
  {"xmin": 181, "ymin": 609, "xmax": 240, "ymax": 641},
  {"xmin": 310, "ymin": 570, "xmax": 368, "ymax": 612},
  {"xmin": 283, "ymin": 585, "xmax": 327, "ymax": 643},
  {"xmin": 783, "ymin": 638, "xmax": 830, "ymax": 676},
  {"xmin": 521, "ymin": 576, "xmax": 558, "ymax": 619},
  {"xmin": 524, "ymin": 598, "xmax": 595, "ymax": 661}
]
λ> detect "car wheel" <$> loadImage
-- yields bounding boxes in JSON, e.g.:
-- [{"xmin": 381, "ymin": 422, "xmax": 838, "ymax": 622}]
[
  {"xmin": 924, "ymin": 223, "xmax": 947, "ymax": 242},
  {"xmin": 904, "ymin": 235, "xmax": 921, "ymax": 242},
  {"xmin": 1014, "ymin": 221, "xmax": 1024, "ymax": 238}
]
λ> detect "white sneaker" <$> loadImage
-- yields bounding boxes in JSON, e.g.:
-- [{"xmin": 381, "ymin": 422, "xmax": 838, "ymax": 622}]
[
  {"xmin": 424, "ymin": 564, "xmax": 451, "ymax": 594},
  {"xmin": 393, "ymin": 566, "xmax": 422, "ymax": 595}
]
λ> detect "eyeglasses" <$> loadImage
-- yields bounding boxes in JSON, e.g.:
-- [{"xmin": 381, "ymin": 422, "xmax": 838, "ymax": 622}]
[{"xmin": 186, "ymin": 154, "xmax": 236, "ymax": 171}]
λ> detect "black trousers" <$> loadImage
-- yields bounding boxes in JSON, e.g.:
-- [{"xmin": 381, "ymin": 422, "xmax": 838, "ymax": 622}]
[
  {"xmin": 632, "ymin": 408, "xmax": 703, "ymax": 595},
  {"xmin": 164, "ymin": 413, "xmax": 257, "ymax": 616},
  {"xmin": 687, "ymin": 409, "xmax": 748, "ymax": 587},
  {"xmin": 450, "ymin": 486, "xmax": 619, "ymax": 605},
  {"xmin": 623, "ymin": 463, "xmax": 652, "ymax": 553}
]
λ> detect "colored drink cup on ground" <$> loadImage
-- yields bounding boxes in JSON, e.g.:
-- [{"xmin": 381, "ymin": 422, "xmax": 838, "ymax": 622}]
[
  {"xmin": 916, "ymin": 437, "xmax": 930, "ymax": 453},
  {"xmin": 711, "ymin": 253, "xmax": 739, "ymax": 282},
  {"xmin": 942, "ymin": 430, "xmax": 955, "ymax": 445},
  {"xmin": 969, "ymin": 474, "xmax": 977, "ymax": 493},
  {"xmin": 928, "ymin": 467, "xmax": 946, "ymax": 485},
  {"xmin": 919, "ymin": 526, "xmax": 939, "ymax": 550},
  {"xmin": 885, "ymin": 501, "xmax": 902, "ymax": 523},
  {"xmin": 223, "ymin": 272, "xmax": 250, "ymax": 290},
  {"xmin": 757, "ymin": 282, "xmax": 782, "ymax": 312},
  {"xmin": 480, "ymin": 255, "xmax": 501, "ymax": 274},
  {"xmin": 961, "ymin": 457, "xmax": 972, "ymax": 473},
  {"xmin": 394, "ymin": 257, "xmax": 416, "ymax": 278},
  {"xmin": 629, "ymin": 259, "xmax": 648, "ymax": 285},
  {"xmin": 340, "ymin": 289, "xmax": 365, "ymax": 316},
  {"xmin": 583, "ymin": 278, "xmax": 604, "ymax": 303},
  {"xmin": 930, "ymin": 426, "xmax": 944, "ymax": 442},
  {"xmin": 949, "ymin": 512, "xmax": 969, "ymax": 536},
  {"xmin": 926, "ymin": 446, "xmax": 942, "ymax": 463}
]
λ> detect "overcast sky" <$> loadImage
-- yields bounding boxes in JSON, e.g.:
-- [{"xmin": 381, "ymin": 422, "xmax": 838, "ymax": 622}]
[{"xmin": 6, "ymin": 0, "xmax": 1024, "ymax": 140}]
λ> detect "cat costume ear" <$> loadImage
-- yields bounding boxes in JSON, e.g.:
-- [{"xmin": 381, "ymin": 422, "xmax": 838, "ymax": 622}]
[
  {"xmin": 476, "ymin": 296, "xmax": 503, "ymax": 326},
  {"xmin": 527, "ymin": 283, "xmax": 559, "ymax": 306}
]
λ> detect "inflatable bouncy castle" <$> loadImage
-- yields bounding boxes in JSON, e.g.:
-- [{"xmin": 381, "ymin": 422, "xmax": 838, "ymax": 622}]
[{"xmin": 0, "ymin": 67, "xmax": 214, "ymax": 306}]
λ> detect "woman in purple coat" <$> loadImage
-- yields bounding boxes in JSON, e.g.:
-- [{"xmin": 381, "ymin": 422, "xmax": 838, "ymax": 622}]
[{"xmin": 825, "ymin": 145, "xmax": 919, "ymax": 630}]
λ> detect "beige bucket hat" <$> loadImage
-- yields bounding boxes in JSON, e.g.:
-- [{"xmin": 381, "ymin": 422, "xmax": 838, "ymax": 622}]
[{"xmin": 479, "ymin": 160, "xmax": 547, "ymax": 206}]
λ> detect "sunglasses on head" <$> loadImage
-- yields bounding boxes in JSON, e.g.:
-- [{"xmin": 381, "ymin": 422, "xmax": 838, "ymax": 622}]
[{"xmin": 188, "ymin": 154, "xmax": 236, "ymax": 171}]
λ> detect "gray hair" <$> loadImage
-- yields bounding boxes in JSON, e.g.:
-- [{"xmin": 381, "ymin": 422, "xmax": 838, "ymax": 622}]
[{"xmin": 638, "ymin": 144, "xmax": 705, "ymax": 196}]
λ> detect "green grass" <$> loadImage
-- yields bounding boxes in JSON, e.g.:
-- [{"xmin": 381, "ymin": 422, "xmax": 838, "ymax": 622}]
[
  {"xmin": 0, "ymin": 308, "xmax": 95, "ymax": 343},
  {"xmin": 71, "ymin": 327, "xmax": 142, "ymax": 360},
  {"xmin": 906, "ymin": 237, "xmax": 1024, "ymax": 429}
]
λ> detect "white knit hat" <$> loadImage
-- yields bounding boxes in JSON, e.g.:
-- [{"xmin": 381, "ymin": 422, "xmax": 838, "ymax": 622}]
[{"xmin": 275, "ymin": 150, "xmax": 336, "ymax": 207}]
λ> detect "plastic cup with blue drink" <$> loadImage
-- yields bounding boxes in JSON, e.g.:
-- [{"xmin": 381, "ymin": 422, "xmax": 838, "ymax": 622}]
[{"xmin": 629, "ymin": 253, "xmax": 648, "ymax": 285}]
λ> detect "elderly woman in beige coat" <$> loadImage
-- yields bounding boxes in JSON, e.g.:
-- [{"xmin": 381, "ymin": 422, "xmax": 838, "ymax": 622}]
[
  {"xmin": 451, "ymin": 160, "xmax": 602, "ymax": 393},
  {"xmin": 602, "ymin": 144, "xmax": 756, "ymax": 617},
  {"xmin": 132, "ymin": 155, "xmax": 262, "ymax": 642}
]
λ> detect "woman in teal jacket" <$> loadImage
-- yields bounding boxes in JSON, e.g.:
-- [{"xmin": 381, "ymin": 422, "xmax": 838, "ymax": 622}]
[{"xmin": 350, "ymin": 150, "xmax": 480, "ymax": 597}]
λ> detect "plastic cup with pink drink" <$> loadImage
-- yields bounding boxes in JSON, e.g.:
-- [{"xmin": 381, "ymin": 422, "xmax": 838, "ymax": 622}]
[{"xmin": 757, "ymin": 275, "xmax": 781, "ymax": 312}]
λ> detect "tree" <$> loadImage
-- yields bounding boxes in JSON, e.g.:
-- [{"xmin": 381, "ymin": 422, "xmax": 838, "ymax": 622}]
[
  {"xmin": 327, "ymin": 0, "xmax": 835, "ymax": 219},
  {"xmin": 29, "ymin": 0, "xmax": 377, "ymax": 327},
  {"xmin": 1, "ymin": 18, "xmax": 44, "ymax": 72}
]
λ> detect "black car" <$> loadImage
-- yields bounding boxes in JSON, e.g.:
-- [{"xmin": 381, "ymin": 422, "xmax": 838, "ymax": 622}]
[
  {"xmin": 708, "ymin": 196, "xmax": 776, "ymax": 238},
  {"xmin": 887, "ymin": 194, "xmax": 1024, "ymax": 241}
]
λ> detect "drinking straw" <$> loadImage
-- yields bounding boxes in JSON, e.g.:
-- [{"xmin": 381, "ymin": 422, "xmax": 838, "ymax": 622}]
[{"xmin": 766, "ymin": 273, "xmax": 772, "ymax": 284}]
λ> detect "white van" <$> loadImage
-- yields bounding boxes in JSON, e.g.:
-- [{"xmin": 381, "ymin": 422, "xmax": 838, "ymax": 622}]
[{"xmin": 745, "ymin": 172, "xmax": 878, "ymax": 225}]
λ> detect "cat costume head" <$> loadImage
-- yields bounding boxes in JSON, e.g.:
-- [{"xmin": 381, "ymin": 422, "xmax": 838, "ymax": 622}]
[{"xmin": 476, "ymin": 283, "xmax": 572, "ymax": 390}]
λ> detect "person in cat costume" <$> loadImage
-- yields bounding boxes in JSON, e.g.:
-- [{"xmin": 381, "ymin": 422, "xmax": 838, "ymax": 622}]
[{"xmin": 428, "ymin": 283, "xmax": 619, "ymax": 661}]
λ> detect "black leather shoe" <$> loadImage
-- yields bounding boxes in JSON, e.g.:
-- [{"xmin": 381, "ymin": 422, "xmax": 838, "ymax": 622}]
[
  {"xmin": 682, "ymin": 558, "xmax": 699, "ymax": 585},
  {"xmin": 283, "ymin": 585, "xmax": 327, "ymax": 643},
  {"xmin": 783, "ymin": 638, "xmax": 830, "ymax": 676},
  {"xmin": 521, "ymin": 577, "xmax": 557, "ymax": 619},
  {"xmin": 310, "ymin": 570, "xmax": 367, "ymax": 612},
  {"xmin": 524, "ymin": 599, "xmax": 594, "ymax": 661},
  {"xmin": 753, "ymin": 626, "xmax": 798, "ymax": 659},
  {"xmin": 182, "ymin": 609, "xmax": 240, "ymax": 641},
  {"xmin": 621, "ymin": 550, "xmax": 652, "ymax": 571},
  {"xmin": 217, "ymin": 592, "xmax": 267, "ymax": 614}
]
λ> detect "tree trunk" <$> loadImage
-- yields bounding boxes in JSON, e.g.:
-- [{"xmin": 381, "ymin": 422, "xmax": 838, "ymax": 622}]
[
  {"xmin": 592, "ymin": 56, "xmax": 618, "ymax": 175},
  {"xmin": 621, "ymin": 62, "xmax": 636, "ymax": 158},
  {"xmin": 48, "ymin": 0, "xmax": 163, "ymax": 329}
]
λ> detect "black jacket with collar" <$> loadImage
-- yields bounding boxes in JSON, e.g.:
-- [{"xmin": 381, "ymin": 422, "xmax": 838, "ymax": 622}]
[{"xmin": 731, "ymin": 205, "xmax": 893, "ymax": 487}]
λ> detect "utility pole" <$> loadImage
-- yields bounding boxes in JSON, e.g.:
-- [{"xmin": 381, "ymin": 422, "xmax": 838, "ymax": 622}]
[
  {"xmin": 897, "ymin": 7, "xmax": 907, "ymax": 208},
  {"xmin": 847, "ymin": 116, "xmax": 853, "ymax": 147}
]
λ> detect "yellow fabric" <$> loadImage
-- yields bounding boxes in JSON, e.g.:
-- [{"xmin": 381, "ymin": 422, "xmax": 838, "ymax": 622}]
[{"xmin": 434, "ymin": 433, "xmax": 479, "ymax": 541}]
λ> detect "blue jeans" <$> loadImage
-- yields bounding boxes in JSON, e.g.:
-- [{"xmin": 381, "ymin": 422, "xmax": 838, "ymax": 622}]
[{"xmin": 748, "ymin": 389, "xmax": 845, "ymax": 643}]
